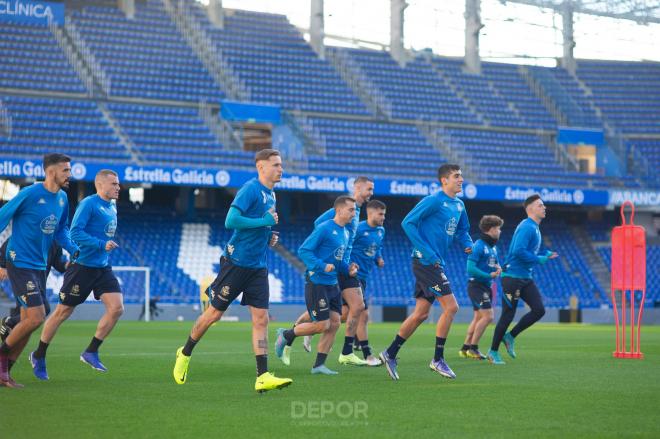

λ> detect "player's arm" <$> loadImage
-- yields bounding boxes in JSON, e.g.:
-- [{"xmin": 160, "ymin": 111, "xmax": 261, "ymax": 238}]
[
  {"xmin": 0, "ymin": 186, "xmax": 29, "ymax": 232},
  {"xmin": 401, "ymin": 197, "xmax": 440, "ymax": 264},
  {"xmin": 70, "ymin": 199, "xmax": 103, "ymax": 251},
  {"xmin": 225, "ymin": 206, "xmax": 276, "ymax": 230},
  {"xmin": 0, "ymin": 240, "xmax": 7, "ymax": 268},
  {"xmin": 512, "ymin": 226, "xmax": 546, "ymax": 265},
  {"xmin": 313, "ymin": 208, "xmax": 334, "ymax": 228},
  {"xmin": 298, "ymin": 228, "xmax": 330, "ymax": 273},
  {"xmin": 49, "ymin": 244, "xmax": 68, "ymax": 274},
  {"xmin": 456, "ymin": 208, "xmax": 474, "ymax": 253},
  {"xmin": 375, "ymin": 230, "xmax": 385, "ymax": 267},
  {"xmin": 55, "ymin": 197, "xmax": 79, "ymax": 256}
]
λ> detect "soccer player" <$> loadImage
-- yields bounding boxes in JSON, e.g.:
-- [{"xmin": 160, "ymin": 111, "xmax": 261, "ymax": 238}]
[
  {"xmin": 172, "ymin": 149, "xmax": 292, "ymax": 393},
  {"xmin": 30, "ymin": 170, "xmax": 123, "ymax": 379},
  {"xmin": 274, "ymin": 196, "xmax": 358, "ymax": 375},
  {"xmin": 379, "ymin": 164, "xmax": 473, "ymax": 380},
  {"xmin": 297, "ymin": 177, "xmax": 374, "ymax": 365},
  {"xmin": 487, "ymin": 194, "xmax": 558, "ymax": 365},
  {"xmin": 0, "ymin": 239, "xmax": 68, "ymax": 344},
  {"xmin": 0, "ymin": 153, "xmax": 79, "ymax": 388},
  {"xmin": 459, "ymin": 215, "xmax": 503, "ymax": 360},
  {"xmin": 346, "ymin": 199, "xmax": 387, "ymax": 366}
]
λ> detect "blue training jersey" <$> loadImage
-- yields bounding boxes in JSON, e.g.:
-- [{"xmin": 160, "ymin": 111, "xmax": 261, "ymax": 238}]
[
  {"xmin": 351, "ymin": 221, "xmax": 385, "ymax": 281},
  {"xmin": 503, "ymin": 218, "xmax": 548, "ymax": 279},
  {"xmin": 298, "ymin": 219, "xmax": 350, "ymax": 285},
  {"xmin": 314, "ymin": 203, "xmax": 360, "ymax": 265},
  {"xmin": 225, "ymin": 178, "xmax": 275, "ymax": 269},
  {"xmin": 0, "ymin": 183, "xmax": 78, "ymax": 270},
  {"xmin": 467, "ymin": 238, "xmax": 500, "ymax": 286},
  {"xmin": 402, "ymin": 190, "xmax": 473, "ymax": 267},
  {"xmin": 71, "ymin": 194, "xmax": 118, "ymax": 268}
]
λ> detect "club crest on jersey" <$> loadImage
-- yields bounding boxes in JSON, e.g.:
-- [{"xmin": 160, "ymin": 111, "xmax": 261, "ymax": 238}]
[
  {"xmin": 40, "ymin": 214, "xmax": 58, "ymax": 234},
  {"xmin": 334, "ymin": 246, "xmax": 346, "ymax": 261},
  {"xmin": 483, "ymin": 293, "xmax": 490, "ymax": 300},
  {"xmin": 26, "ymin": 281, "xmax": 36, "ymax": 291},
  {"xmin": 319, "ymin": 298, "xmax": 327, "ymax": 308},
  {"xmin": 445, "ymin": 217, "xmax": 457, "ymax": 236},
  {"xmin": 105, "ymin": 220, "xmax": 117, "ymax": 237},
  {"xmin": 71, "ymin": 285, "xmax": 80, "ymax": 296}
]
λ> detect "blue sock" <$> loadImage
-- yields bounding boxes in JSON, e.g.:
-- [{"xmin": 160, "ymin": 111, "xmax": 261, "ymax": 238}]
[
  {"xmin": 341, "ymin": 336, "xmax": 354, "ymax": 355},
  {"xmin": 434, "ymin": 337, "xmax": 446, "ymax": 361},
  {"xmin": 386, "ymin": 334, "xmax": 406, "ymax": 358}
]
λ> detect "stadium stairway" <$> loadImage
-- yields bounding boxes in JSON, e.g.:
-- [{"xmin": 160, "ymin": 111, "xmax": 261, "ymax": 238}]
[{"xmin": 570, "ymin": 225, "xmax": 611, "ymax": 297}]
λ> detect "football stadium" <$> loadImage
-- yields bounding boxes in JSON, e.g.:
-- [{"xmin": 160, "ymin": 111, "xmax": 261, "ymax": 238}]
[{"xmin": 0, "ymin": 0, "xmax": 659, "ymax": 437}]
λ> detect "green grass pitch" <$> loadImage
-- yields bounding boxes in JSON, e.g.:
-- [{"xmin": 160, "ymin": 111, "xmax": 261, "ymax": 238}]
[{"xmin": 1, "ymin": 321, "xmax": 659, "ymax": 438}]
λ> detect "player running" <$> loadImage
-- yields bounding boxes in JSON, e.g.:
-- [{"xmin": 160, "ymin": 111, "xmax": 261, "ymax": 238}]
[
  {"xmin": 274, "ymin": 196, "xmax": 358, "ymax": 375},
  {"xmin": 487, "ymin": 194, "xmax": 558, "ymax": 365},
  {"xmin": 379, "ymin": 164, "xmax": 473, "ymax": 380},
  {"xmin": 172, "ymin": 149, "xmax": 292, "ymax": 393},
  {"xmin": 0, "ymin": 153, "xmax": 79, "ymax": 388},
  {"xmin": 459, "ymin": 215, "xmax": 503, "ymax": 360}
]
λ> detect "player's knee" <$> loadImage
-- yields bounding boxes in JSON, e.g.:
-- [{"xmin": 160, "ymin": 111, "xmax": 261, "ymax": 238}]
[
  {"xmin": 109, "ymin": 304, "xmax": 124, "ymax": 319},
  {"xmin": 252, "ymin": 312, "xmax": 269, "ymax": 330},
  {"xmin": 532, "ymin": 305, "xmax": 546, "ymax": 320},
  {"xmin": 316, "ymin": 320, "xmax": 331, "ymax": 333},
  {"xmin": 414, "ymin": 311, "xmax": 429, "ymax": 324},
  {"xmin": 329, "ymin": 319, "xmax": 341, "ymax": 332},
  {"xmin": 351, "ymin": 301, "xmax": 365, "ymax": 315},
  {"xmin": 26, "ymin": 314, "xmax": 45, "ymax": 329}
]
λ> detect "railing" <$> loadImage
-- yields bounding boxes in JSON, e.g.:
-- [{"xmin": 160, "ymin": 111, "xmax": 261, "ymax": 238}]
[
  {"xmin": 65, "ymin": 20, "xmax": 111, "ymax": 95},
  {"xmin": 417, "ymin": 122, "xmax": 482, "ymax": 183},
  {"xmin": 97, "ymin": 102, "xmax": 144, "ymax": 165},
  {"xmin": 327, "ymin": 49, "xmax": 391, "ymax": 118},
  {"xmin": 48, "ymin": 20, "xmax": 93, "ymax": 93},
  {"xmin": 198, "ymin": 101, "xmax": 242, "ymax": 150},
  {"xmin": 0, "ymin": 98, "xmax": 12, "ymax": 138},
  {"xmin": 285, "ymin": 111, "xmax": 327, "ymax": 157},
  {"xmin": 163, "ymin": 0, "xmax": 249, "ymax": 101}
]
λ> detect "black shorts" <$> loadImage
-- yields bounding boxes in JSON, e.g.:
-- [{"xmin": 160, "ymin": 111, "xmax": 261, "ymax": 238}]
[
  {"xmin": 6, "ymin": 261, "xmax": 47, "ymax": 308},
  {"xmin": 60, "ymin": 264, "xmax": 122, "ymax": 306},
  {"xmin": 208, "ymin": 257, "xmax": 269, "ymax": 311},
  {"xmin": 467, "ymin": 281, "xmax": 493, "ymax": 311},
  {"xmin": 342, "ymin": 278, "xmax": 369, "ymax": 309},
  {"xmin": 305, "ymin": 282, "xmax": 342, "ymax": 322},
  {"xmin": 338, "ymin": 273, "xmax": 362, "ymax": 291},
  {"xmin": 412, "ymin": 259, "xmax": 453, "ymax": 304},
  {"xmin": 501, "ymin": 277, "xmax": 540, "ymax": 309}
]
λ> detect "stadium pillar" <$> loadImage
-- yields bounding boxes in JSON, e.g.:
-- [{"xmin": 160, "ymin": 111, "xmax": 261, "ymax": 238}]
[
  {"xmin": 118, "ymin": 0, "xmax": 135, "ymax": 19},
  {"xmin": 310, "ymin": 0, "xmax": 325, "ymax": 59},
  {"xmin": 390, "ymin": 0, "xmax": 408, "ymax": 67},
  {"xmin": 209, "ymin": 0, "xmax": 224, "ymax": 29},
  {"xmin": 561, "ymin": 1, "xmax": 576, "ymax": 74},
  {"xmin": 464, "ymin": 0, "xmax": 483, "ymax": 74}
]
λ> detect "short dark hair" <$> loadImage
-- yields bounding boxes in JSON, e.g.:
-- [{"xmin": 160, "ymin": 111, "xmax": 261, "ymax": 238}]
[
  {"xmin": 366, "ymin": 199, "xmax": 386, "ymax": 210},
  {"xmin": 354, "ymin": 176, "xmax": 373, "ymax": 185},
  {"xmin": 334, "ymin": 195, "xmax": 356, "ymax": 209},
  {"xmin": 524, "ymin": 194, "xmax": 542, "ymax": 209},
  {"xmin": 437, "ymin": 164, "xmax": 461, "ymax": 182},
  {"xmin": 254, "ymin": 149, "xmax": 280, "ymax": 163},
  {"xmin": 479, "ymin": 215, "xmax": 504, "ymax": 233},
  {"xmin": 43, "ymin": 153, "xmax": 71, "ymax": 169}
]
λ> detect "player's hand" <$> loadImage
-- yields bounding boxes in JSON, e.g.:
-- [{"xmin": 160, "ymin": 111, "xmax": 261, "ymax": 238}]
[
  {"xmin": 266, "ymin": 208, "xmax": 278, "ymax": 225},
  {"xmin": 464, "ymin": 247, "xmax": 473, "ymax": 254},
  {"xmin": 269, "ymin": 231, "xmax": 279, "ymax": 247},
  {"xmin": 491, "ymin": 267, "xmax": 502, "ymax": 278},
  {"xmin": 65, "ymin": 261, "xmax": 72, "ymax": 270},
  {"xmin": 0, "ymin": 267, "xmax": 7, "ymax": 281},
  {"xmin": 105, "ymin": 240, "xmax": 119, "ymax": 252},
  {"xmin": 376, "ymin": 258, "xmax": 385, "ymax": 268},
  {"xmin": 324, "ymin": 264, "xmax": 335, "ymax": 272},
  {"xmin": 548, "ymin": 252, "xmax": 559, "ymax": 259},
  {"xmin": 348, "ymin": 263, "xmax": 359, "ymax": 277}
]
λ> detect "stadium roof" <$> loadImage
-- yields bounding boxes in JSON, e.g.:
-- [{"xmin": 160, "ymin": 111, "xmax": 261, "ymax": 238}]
[{"xmin": 503, "ymin": 0, "xmax": 660, "ymax": 24}]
